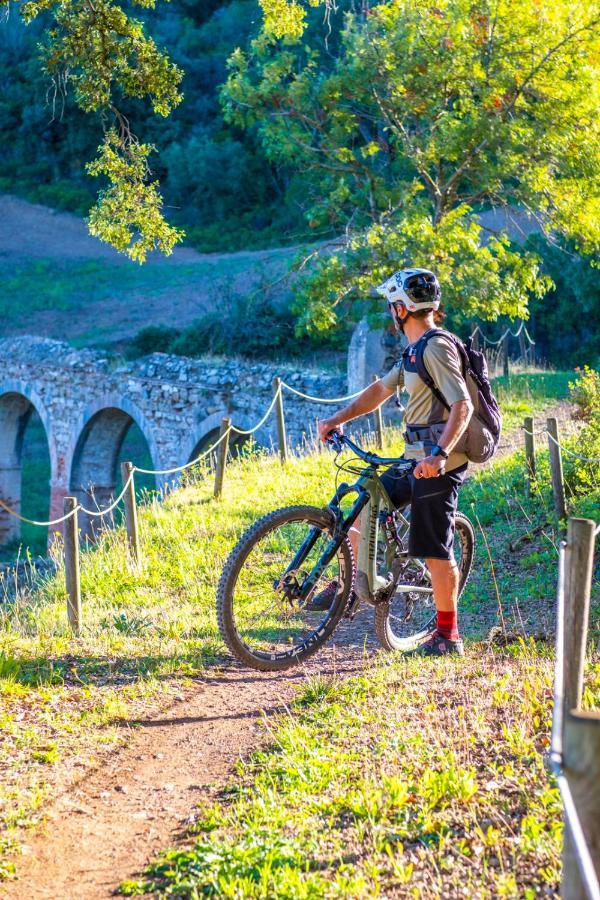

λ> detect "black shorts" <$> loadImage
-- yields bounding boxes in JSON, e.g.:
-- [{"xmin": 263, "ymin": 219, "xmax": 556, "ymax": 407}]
[{"xmin": 379, "ymin": 463, "xmax": 468, "ymax": 560}]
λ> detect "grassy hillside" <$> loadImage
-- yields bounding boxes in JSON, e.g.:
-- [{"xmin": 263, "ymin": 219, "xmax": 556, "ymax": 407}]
[
  {"xmin": 0, "ymin": 370, "xmax": 597, "ymax": 881},
  {"xmin": 0, "ymin": 196, "xmax": 294, "ymax": 347},
  {"xmin": 121, "ymin": 647, "xmax": 600, "ymax": 898}
]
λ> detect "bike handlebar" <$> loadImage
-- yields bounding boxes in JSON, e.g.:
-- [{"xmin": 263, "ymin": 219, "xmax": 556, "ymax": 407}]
[{"xmin": 326, "ymin": 431, "xmax": 415, "ymax": 469}]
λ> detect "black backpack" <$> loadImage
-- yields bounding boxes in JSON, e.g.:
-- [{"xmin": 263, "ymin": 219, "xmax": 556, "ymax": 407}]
[{"xmin": 413, "ymin": 329, "xmax": 502, "ymax": 463}]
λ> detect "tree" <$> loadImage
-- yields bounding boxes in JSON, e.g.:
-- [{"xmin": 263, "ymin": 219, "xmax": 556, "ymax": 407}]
[
  {"xmin": 223, "ymin": 0, "xmax": 600, "ymax": 332},
  {"xmin": 2, "ymin": 0, "xmax": 185, "ymax": 261}
]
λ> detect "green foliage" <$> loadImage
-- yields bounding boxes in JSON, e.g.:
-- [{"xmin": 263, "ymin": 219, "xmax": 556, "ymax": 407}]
[
  {"xmin": 563, "ymin": 367, "xmax": 600, "ymax": 510},
  {"xmin": 87, "ymin": 131, "xmax": 183, "ymax": 261},
  {"xmin": 0, "ymin": 2, "xmax": 308, "ymax": 253},
  {"xmin": 2, "ymin": 0, "xmax": 185, "ymax": 259},
  {"xmin": 224, "ymin": 0, "xmax": 600, "ymax": 334},
  {"xmin": 526, "ymin": 236, "xmax": 600, "ymax": 368},
  {"xmin": 129, "ymin": 324, "xmax": 182, "ymax": 356}
]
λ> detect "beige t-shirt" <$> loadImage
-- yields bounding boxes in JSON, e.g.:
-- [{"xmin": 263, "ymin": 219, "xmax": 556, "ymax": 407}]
[{"xmin": 381, "ymin": 331, "xmax": 470, "ymax": 471}]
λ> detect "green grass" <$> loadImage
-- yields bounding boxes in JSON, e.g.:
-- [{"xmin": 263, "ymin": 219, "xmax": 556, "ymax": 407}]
[
  {"xmin": 0, "ymin": 369, "xmax": 596, "ymax": 881},
  {"xmin": 492, "ymin": 369, "xmax": 572, "ymax": 432},
  {"xmin": 120, "ymin": 647, "xmax": 600, "ymax": 898}
]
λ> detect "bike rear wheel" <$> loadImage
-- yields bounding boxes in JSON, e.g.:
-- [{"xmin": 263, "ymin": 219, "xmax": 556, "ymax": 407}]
[
  {"xmin": 217, "ymin": 505, "xmax": 355, "ymax": 671},
  {"xmin": 374, "ymin": 511, "xmax": 475, "ymax": 651}
]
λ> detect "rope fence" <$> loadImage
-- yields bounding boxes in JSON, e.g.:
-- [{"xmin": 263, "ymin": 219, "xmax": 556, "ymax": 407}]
[
  {"xmin": 521, "ymin": 415, "xmax": 599, "ymax": 520},
  {"xmin": 3, "ymin": 345, "xmax": 596, "ymax": 635},
  {"xmin": 470, "ymin": 320, "xmax": 536, "ymax": 378}
]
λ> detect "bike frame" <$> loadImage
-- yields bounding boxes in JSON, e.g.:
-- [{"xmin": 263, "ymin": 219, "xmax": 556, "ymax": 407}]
[{"xmin": 286, "ymin": 451, "xmax": 433, "ymax": 608}]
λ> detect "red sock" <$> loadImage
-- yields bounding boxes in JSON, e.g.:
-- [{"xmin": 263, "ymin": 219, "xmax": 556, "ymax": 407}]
[{"xmin": 437, "ymin": 608, "xmax": 459, "ymax": 640}]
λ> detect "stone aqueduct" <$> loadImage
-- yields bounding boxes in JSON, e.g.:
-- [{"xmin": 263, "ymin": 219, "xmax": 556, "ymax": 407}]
[{"xmin": 0, "ymin": 336, "xmax": 355, "ymax": 546}]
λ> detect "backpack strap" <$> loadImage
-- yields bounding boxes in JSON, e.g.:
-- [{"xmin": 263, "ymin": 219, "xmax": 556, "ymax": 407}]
[{"xmin": 412, "ymin": 329, "xmax": 453, "ymax": 412}]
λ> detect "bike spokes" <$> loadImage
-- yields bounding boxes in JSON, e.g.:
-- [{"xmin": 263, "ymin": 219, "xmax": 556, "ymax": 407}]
[{"xmin": 231, "ymin": 519, "xmax": 347, "ymax": 660}]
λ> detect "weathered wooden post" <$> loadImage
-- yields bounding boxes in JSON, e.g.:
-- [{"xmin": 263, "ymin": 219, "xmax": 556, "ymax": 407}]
[
  {"xmin": 120, "ymin": 461, "xmax": 141, "ymax": 565},
  {"xmin": 562, "ymin": 518, "xmax": 596, "ymax": 719},
  {"xmin": 471, "ymin": 327, "xmax": 481, "ymax": 352},
  {"xmin": 63, "ymin": 497, "xmax": 82, "ymax": 636},
  {"xmin": 315, "ymin": 417, "xmax": 322, "ymax": 454},
  {"xmin": 560, "ymin": 518, "xmax": 599, "ymax": 900},
  {"xmin": 214, "ymin": 416, "xmax": 231, "ymax": 499},
  {"xmin": 502, "ymin": 333, "xmax": 510, "ymax": 379},
  {"xmin": 523, "ymin": 417, "xmax": 536, "ymax": 495},
  {"xmin": 372, "ymin": 374, "xmax": 384, "ymax": 450},
  {"xmin": 273, "ymin": 376, "xmax": 288, "ymax": 464},
  {"xmin": 547, "ymin": 417, "xmax": 566, "ymax": 520}
]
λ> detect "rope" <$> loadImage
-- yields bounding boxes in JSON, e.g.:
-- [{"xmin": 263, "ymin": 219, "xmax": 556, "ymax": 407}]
[
  {"xmin": 469, "ymin": 321, "xmax": 534, "ymax": 347},
  {"xmin": 79, "ymin": 470, "xmax": 135, "ymax": 517},
  {"xmin": 521, "ymin": 425, "xmax": 600, "ymax": 462},
  {"xmin": 280, "ymin": 381, "xmax": 363, "ymax": 404},
  {"xmin": 546, "ymin": 431, "xmax": 600, "ymax": 463},
  {"xmin": 0, "ymin": 498, "xmax": 79, "ymax": 527},
  {"xmin": 133, "ymin": 426, "xmax": 233, "ymax": 476},
  {"xmin": 230, "ymin": 385, "xmax": 283, "ymax": 435},
  {"xmin": 521, "ymin": 426, "xmax": 547, "ymax": 437}
]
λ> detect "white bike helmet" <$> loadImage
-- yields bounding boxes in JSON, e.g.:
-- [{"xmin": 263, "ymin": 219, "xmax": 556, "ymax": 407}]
[{"xmin": 376, "ymin": 268, "xmax": 441, "ymax": 311}]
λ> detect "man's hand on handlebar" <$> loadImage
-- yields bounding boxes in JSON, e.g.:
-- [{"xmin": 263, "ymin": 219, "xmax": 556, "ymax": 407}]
[
  {"xmin": 318, "ymin": 418, "xmax": 343, "ymax": 443},
  {"xmin": 414, "ymin": 455, "xmax": 445, "ymax": 479}
]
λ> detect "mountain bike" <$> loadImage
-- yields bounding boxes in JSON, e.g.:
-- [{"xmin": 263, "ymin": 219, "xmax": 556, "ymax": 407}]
[{"xmin": 217, "ymin": 433, "xmax": 475, "ymax": 671}]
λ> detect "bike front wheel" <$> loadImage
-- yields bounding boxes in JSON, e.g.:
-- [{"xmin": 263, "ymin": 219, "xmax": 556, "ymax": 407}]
[
  {"xmin": 217, "ymin": 505, "xmax": 355, "ymax": 671},
  {"xmin": 374, "ymin": 511, "xmax": 475, "ymax": 652}
]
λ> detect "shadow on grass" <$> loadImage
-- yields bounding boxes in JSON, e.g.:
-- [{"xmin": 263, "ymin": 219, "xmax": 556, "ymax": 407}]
[{"xmin": 0, "ymin": 645, "xmax": 225, "ymax": 688}]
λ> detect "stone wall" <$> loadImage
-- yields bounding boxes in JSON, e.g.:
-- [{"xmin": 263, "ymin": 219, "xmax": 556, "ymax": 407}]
[{"xmin": 0, "ymin": 336, "xmax": 349, "ymax": 544}]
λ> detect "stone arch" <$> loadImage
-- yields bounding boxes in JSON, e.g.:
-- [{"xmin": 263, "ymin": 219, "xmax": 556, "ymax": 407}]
[
  {"xmin": 186, "ymin": 411, "xmax": 262, "ymax": 468},
  {"xmin": 69, "ymin": 398, "xmax": 158, "ymax": 539},
  {"xmin": 0, "ymin": 381, "xmax": 55, "ymax": 545}
]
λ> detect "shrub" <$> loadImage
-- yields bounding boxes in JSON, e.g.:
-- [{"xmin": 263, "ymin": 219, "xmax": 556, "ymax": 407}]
[
  {"xmin": 128, "ymin": 325, "xmax": 182, "ymax": 357},
  {"xmin": 563, "ymin": 367, "xmax": 600, "ymax": 504}
]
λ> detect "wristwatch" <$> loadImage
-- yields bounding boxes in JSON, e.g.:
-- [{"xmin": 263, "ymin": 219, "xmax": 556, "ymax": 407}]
[{"xmin": 431, "ymin": 444, "xmax": 449, "ymax": 460}]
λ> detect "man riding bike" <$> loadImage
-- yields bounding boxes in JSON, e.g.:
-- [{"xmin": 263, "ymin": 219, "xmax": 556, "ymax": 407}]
[{"xmin": 316, "ymin": 268, "xmax": 474, "ymax": 657}]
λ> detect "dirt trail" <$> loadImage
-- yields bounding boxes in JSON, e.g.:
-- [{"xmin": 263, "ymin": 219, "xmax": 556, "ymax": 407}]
[{"xmin": 3, "ymin": 615, "xmax": 376, "ymax": 899}]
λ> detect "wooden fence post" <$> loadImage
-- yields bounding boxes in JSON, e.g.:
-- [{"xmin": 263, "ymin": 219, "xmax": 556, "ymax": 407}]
[
  {"xmin": 63, "ymin": 497, "xmax": 82, "ymax": 636},
  {"xmin": 213, "ymin": 416, "xmax": 231, "ymax": 499},
  {"xmin": 315, "ymin": 418, "xmax": 322, "ymax": 454},
  {"xmin": 560, "ymin": 517, "xmax": 598, "ymax": 899},
  {"xmin": 273, "ymin": 376, "xmax": 288, "ymax": 464},
  {"xmin": 472, "ymin": 327, "xmax": 481, "ymax": 352},
  {"xmin": 547, "ymin": 417, "xmax": 566, "ymax": 520},
  {"xmin": 524, "ymin": 417, "xmax": 536, "ymax": 495},
  {"xmin": 120, "ymin": 461, "xmax": 141, "ymax": 565},
  {"xmin": 562, "ymin": 518, "xmax": 596, "ymax": 717},
  {"xmin": 372, "ymin": 374, "xmax": 384, "ymax": 450},
  {"xmin": 503, "ymin": 334, "xmax": 510, "ymax": 379}
]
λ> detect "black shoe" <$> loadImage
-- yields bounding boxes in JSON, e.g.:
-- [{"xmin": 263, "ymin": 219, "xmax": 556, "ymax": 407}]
[
  {"xmin": 306, "ymin": 579, "xmax": 339, "ymax": 612},
  {"xmin": 415, "ymin": 630, "xmax": 464, "ymax": 657}
]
